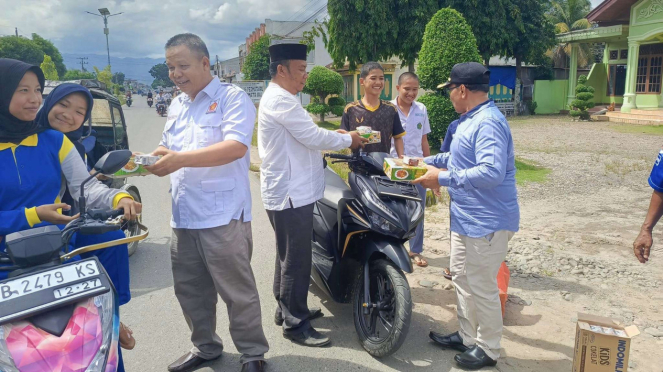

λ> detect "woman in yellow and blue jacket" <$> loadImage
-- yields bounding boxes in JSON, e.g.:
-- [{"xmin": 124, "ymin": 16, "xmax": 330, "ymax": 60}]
[{"xmin": 0, "ymin": 59, "xmax": 141, "ymax": 371}]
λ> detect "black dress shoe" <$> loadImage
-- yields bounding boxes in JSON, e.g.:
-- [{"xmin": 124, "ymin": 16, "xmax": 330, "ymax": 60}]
[
  {"xmin": 454, "ymin": 345, "xmax": 497, "ymax": 370},
  {"xmin": 241, "ymin": 360, "xmax": 266, "ymax": 372},
  {"xmin": 283, "ymin": 327, "xmax": 331, "ymax": 347},
  {"xmin": 274, "ymin": 308, "xmax": 324, "ymax": 326},
  {"xmin": 167, "ymin": 352, "xmax": 219, "ymax": 372},
  {"xmin": 429, "ymin": 331, "xmax": 469, "ymax": 353}
]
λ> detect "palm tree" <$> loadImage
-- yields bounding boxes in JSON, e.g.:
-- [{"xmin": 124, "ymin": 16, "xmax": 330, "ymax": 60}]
[{"xmin": 548, "ymin": 0, "xmax": 593, "ymax": 68}]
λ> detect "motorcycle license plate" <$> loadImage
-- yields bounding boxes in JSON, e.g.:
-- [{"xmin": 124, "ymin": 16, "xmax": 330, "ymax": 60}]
[{"xmin": 0, "ymin": 258, "xmax": 111, "ymax": 324}]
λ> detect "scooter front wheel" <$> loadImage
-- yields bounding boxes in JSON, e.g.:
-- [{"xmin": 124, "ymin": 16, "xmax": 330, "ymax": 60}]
[{"xmin": 353, "ymin": 259, "xmax": 412, "ymax": 357}]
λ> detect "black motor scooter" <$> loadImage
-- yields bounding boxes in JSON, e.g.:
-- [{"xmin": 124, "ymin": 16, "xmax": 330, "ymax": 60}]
[
  {"xmin": 147, "ymin": 97, "xmax": 153, "ymax": 108},
  {"xmin": 311, "ymin": 151, "xmax": 423, "ymax": 357}
]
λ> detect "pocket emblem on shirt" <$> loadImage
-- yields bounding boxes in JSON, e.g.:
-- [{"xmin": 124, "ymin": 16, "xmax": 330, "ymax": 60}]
[
  {"xmin": 356, "ymin": 117, "xmax": 364, "ymax": 124},
  {"xmin": 207, "ymin": 99, "xmax": 220, "ymax": 114},
  {"xmin": 417, "ymin": 123, "xmax": 422, "ymax": 130}
]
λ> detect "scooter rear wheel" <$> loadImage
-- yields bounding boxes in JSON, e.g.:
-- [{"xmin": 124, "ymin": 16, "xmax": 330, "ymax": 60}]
[{"xmin": 353, "ymin": 259, "xmax": 412, "ymax": 357}]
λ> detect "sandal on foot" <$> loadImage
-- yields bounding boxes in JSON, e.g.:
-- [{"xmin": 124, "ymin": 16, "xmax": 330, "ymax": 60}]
[
  {"xmin": 119, "ymin": 322, "xmax": 136, "ymax": 350},
  {"xmin": 442, "ymin": 267, "xmax": 452, "ymax": 280},
  {"xmin": 409, "ymin": 253, "xmax": 428, "ymax": 267}
]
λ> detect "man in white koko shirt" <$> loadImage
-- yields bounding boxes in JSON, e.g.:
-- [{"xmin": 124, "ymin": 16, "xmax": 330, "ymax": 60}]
[{"xmin": 258, "ymin": 43, "xmax": 365, "ymax": 348}]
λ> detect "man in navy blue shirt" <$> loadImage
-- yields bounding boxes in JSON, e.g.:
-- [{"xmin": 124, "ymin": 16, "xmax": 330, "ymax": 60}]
[
  {"xmin": 633, "ymin": 149, "xmax": 663, "ymax": 263},
  {"xmin": 414, "ymin": 62, "xmax": 519, "ymax": 370}
]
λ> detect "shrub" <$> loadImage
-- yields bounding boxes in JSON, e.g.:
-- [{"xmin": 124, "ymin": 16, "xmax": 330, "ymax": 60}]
[
  {"xmin": 418, "ymin": 8, "xmax": 482, "ymax": 91},
  {"xmin": 526, "ymin": 101, "xmax": 538, "ymax": 115},
  {"xmin": 327, "ymin": 96, "xmax": 345, "ymax": 107},
  {"xmin": 306, "ymin": 102, "xmax": 329, "ymax": 116},
  {"xmin": 304, "ymin": 66, "xmax": 344, "ymax": 121},
  {"xmin": 418, "ymin": 93, "xmax": 458, "ymax": 145},
  {"xmin": 330, "ymin": 104, "xmax": 345, "ymax": 117},
  {"xmin": 569, "ymin": 75, "xmax": 595, "ymax": 120}
]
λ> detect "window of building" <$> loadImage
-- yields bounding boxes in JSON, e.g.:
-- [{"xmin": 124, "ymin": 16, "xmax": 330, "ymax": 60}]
[
  {"xmin": 609, "ymin": 50, "xmax": 619, "ymax": 60},
  {"xmin": 636, "ymin": 43, "xmax": 663, "ymax": 94},
  {"xmin": 607, "ymin": 65, "xmax": 627, "ymax": 96},
  {"xmin": 620, "ymin": 50, "xmax": 628, "ymax": 59}
]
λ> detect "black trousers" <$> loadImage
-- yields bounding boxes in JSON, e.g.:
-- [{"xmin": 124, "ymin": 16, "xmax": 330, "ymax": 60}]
[{"xmin": 267, "ymin": 203, "xmax": 314, "ymax": 334}]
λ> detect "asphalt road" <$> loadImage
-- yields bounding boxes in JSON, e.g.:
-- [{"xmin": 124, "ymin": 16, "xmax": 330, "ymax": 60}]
[{"xmin": 120, "ymin": 97, "xmax": 461, "ymax": 372}]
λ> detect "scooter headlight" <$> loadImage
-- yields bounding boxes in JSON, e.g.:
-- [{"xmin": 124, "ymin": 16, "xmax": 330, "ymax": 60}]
[
  {"xmin": 0, "ymin": 292, "xmax": 119, "ymax": 372},
  {"xmin": 409, "ymin": 199, "xmax": 423, "ymax": 224},
  {"xmin": 367, "ymin": 210, "xmax": 397, "ymax": 234},
  {"xmin": 356, "ymin": 178, "xmax": 398, "ymax": 221}
]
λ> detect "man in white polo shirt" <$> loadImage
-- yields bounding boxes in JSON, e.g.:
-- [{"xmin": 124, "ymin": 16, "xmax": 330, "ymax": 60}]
[
  {"xmin": 391, "ymin": 72, "xmax": 431, "ymax": 267},
  {"xmin": 146, "ymin": 33, "xmax": 268, "ymax": 372}
]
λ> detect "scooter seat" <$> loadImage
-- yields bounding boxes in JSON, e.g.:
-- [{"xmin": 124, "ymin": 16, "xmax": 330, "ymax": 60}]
[{"xmin": 321, "ymin": 168, "xmax": 353, "ymax": 208}]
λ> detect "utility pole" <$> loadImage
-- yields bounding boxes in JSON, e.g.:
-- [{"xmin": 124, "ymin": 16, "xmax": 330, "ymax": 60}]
[
  {"xmin": 15, "ymin": 27, "xmax": 18, "ymax": 37},
  {"xmin": 85, "ymin": 8, "xmax": 123, "ymax": 73},
  {"xmin": 77, "ymin": 57, "xmax": 89, "ymax": 71}
]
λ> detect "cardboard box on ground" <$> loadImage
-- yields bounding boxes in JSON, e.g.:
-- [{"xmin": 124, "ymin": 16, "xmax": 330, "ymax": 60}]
[{"xmin": 572, "ymin": 313, "xmax": 639, "ymax": 372}]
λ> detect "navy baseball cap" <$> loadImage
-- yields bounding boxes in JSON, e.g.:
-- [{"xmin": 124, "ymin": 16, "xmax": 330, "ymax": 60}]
[{"xmin": 438, "ymin": 62, "xmax": 490, "ymax": 89}]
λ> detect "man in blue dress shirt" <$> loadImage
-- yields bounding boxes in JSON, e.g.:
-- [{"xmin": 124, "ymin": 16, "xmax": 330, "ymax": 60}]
[
  {"xmin": 413, "ymin": 62, "xmax": 520, "ymax": 370},
  {"xmin": 633, "ymin": 148, "xmax": 663, "ymax": 263}
]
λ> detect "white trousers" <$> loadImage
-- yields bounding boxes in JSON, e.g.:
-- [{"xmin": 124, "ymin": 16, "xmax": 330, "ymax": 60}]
[{"xmin": 450, "ymin": 230, "xmax": 513, "ymax": 360}]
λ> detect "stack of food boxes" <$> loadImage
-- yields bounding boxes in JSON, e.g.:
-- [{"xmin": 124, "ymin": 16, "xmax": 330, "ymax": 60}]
[
  {"xmin": 383, "ymin": 157, "xmax": 427, "ymax": 181},
  {"xmin": 108, "ymin": 154, "xmax": 161, "ymax": 178}
]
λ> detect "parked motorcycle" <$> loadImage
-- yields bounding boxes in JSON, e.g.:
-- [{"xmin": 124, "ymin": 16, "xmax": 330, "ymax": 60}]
[
  {"xmin": 311, "ymin": 151, "xmax": 422, "ymax": 357},
  {"xmin": 147, "ymin": 97, "xmax": 153, "ymax": 108},
  {"xmin": 156, "ymin": 103, "xmax": 166, "ymax": 117},
  {"xmin": 0, "ymin": 150, "xmax": 148, "ymax": 372}
]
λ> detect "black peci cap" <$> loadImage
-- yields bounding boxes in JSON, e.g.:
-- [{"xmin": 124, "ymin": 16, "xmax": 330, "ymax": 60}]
[
  {"xmin": 438, "ymin": 62, "xmax": 490, "ymax": 89},
  {"xmin": 269, "ymin": 43, "xmax": 308, "ymax": 62}
]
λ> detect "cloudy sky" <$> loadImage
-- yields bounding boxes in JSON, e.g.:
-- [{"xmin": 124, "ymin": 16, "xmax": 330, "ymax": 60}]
[
  {"xmin": 2, "ymin": 0, "xmax": 607, "ymax": 61},
  {"xmin": 0, "ymin": 0, "xmax": 311, "ymax": 60}
]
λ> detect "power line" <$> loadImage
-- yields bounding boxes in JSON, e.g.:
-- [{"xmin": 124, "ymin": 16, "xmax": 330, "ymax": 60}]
[
  {"xmin": 76, "ymin": 57, "xmax": 89, "ymax": 71},
  {"xmin": 284, "ymin": 3, "xmax": 328, "ymax": 37},
  {"xmin": 271, "ymin": 0, "xmax": 322, "ymax": 36}
]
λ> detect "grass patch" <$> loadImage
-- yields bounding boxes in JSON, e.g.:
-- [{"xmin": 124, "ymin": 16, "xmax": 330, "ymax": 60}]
[
  {"xmin": 316, "ymin": 121, "xmax": 341, "ymax": 130},
  {"xmin": 515, "ymin": 158, "xmax": 550, "ymax": 185},
  {"xmin": 610, "ymin": 124, "xmax": 663, "ymax": 135}
]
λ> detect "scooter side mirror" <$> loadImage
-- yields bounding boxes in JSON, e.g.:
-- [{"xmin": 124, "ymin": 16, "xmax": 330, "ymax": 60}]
[{"xmin": 93, "ymin": 150, "xmax": 132, "ymax": 175}]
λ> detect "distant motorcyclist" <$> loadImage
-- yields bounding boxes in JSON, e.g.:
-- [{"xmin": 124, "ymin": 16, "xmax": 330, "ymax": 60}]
[{"xmin": 147, "ymin": 91, "xmax": 153, "ymax": 99}]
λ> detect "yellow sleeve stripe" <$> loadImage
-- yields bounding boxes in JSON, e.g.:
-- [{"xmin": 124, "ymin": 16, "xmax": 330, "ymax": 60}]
[
  {"xmin": 112, "ymin": 192, "xmax": 133, "ymax": 209},
  {"xmin": 25, "ymin": 207, "xmax": 42, "ymax": 227},
  {"xmin": 393, "ymin": 131, "xmax": 407, "ymax": 139},
  {"xmin": 59, "ymin": 136, "xmax": 75, "ymax": 163}
]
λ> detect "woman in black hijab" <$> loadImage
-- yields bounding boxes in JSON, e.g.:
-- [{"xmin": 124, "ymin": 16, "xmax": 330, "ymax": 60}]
[{"xmin": 0, "ymin": 58, "xmax": 46, "ymax": 143}]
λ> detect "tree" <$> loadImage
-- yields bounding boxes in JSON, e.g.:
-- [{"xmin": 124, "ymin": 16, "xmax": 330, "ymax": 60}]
[
  {"xmin": 0, "ymin": 36, "xmax": 45, "ymax": 65},
  {"xmin": 303, "ymin": 66, "xmax": 345, "ymax": 121},
  {"xmin": 31, "ymin": 33, "xmax": 66, "ymax": 77},
  {"xmin": 502, "ymin": 0, "xmax": 556, "ymax": 114},
  {"xmin": 417, "ymin": 8, "xmax": 482, "ymax": 143},
  {"xmin": 149, "ymin": 62, "xmax": 174, "ymax": 88},
  {"xmin": 548, "ymin": 0, "xmax": 593, "ymax": 67},
  {"xmin": 570, "ymin": 74, "xmax": 594, "ymax": 120},
  {"xmin": 301, "ymin": 21, "xmax": 327, "ymax": 53},
  {"xmin": 63, "ymin": 69, "xmax": 96, "ymax": 80},
  {"xmin": 325, "ymin": 0, "xmax": 399, "ymax": 70},
  {"xmin": 418, "ymin": 8, "xmax": 482, "ymax": 91},
  {"xmin": 395, "ymin": 0, "xmax": 439, "ymax": 71},
  {"xmin": 94, "ymin": 65, "xmax": 113, "ymax": 89},
  {"xmin": 40, "ymin": 55, "xmax": 59, "ymax": 80},
  {"xmin": 441, "ymin": 0, "xmax": 512, "ymax": 66},
  {"xmin": 242, "ymin": 34, "xmax": 271, "ymax": 80},
  {"xmin": 112, "ymin": 72, "xmax": 125, "ymax": 85}
]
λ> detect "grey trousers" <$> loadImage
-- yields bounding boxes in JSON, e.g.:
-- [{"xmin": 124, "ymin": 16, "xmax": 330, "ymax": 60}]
[
  {"xmin": 266, "ymin": 203, "xmax": 314, "ymax": 334},
  {"xmin": 170, "ymin": 218, "xmax": 269, "ymax": 364}
]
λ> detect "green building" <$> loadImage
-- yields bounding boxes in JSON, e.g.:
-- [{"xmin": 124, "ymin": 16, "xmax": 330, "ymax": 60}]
[{"xmin": 551, "ymin": 0, "xmax": 663, "ymax": 114}]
